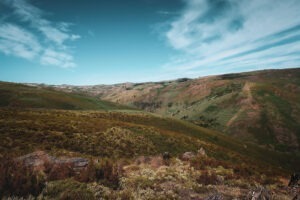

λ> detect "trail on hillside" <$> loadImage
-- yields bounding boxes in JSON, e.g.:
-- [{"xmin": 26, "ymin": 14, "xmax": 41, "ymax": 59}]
[{"xmin": 226, "ymin": 82, "xmax": 256, "ymax": 127}]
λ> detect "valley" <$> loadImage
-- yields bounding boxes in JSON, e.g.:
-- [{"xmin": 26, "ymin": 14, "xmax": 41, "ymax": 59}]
[{"xmin": 0, "ymin": 69, "xmax": 299, "ymax": 199}]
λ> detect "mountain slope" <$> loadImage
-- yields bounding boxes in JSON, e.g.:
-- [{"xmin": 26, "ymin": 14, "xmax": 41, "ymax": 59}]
[
  {"xmin": 0, "ymin": 81, "xmax": 133, "ymax": 111},
  {"xmin": 1, "ymin": 81, "xmax": 299, "ymax": 199},
  {"xmin": 2, "ymin": 108, "xmax": 298, "ymax": 199},
  {"xmin": 1, "ymin": 108, "xmax": 299, "ymax": 172},
  {"xmin": 54, "ymin": 68, "xmax": 300, "ymax": 152},
  {"xmin": 0, "ymin": 81, "xmax": 298, "ymax": 172}
]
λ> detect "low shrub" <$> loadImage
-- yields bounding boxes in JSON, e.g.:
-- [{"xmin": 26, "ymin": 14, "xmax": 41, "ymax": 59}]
[
  {"xmin": 0, "ymin": 155, "xmax": 46, "ymax": 197},
  {"xmin": 196, "ymin": 171, "xmax": 219, "ymax": 185},
  {"xmin": 42, "ymin": 179, "xmax": 95, "ymax": 200},
  {"xmin": 190, "ymin": 155, "xmax": 224, "ymax": 170},
  {"xmin": 94, "ymin": 159, "xmax": 122, "ymax": 189}
]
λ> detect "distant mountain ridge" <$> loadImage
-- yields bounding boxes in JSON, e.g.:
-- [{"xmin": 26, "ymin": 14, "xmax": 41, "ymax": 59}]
[
  {"xmin": 0, "ymin": 81, "xmax": 133, "ymax": 111},
  {"xmin": 49, "ymin": 68, "xmax": 300, "ymax": 152}
]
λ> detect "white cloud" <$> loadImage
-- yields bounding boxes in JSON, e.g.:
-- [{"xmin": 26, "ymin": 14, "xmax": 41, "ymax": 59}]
[
  {"xmin": 0, "ymin": 23, "xmax": 41, "ymax": 59},
  {"xmin": 163, "ymin": 0, "xmax": 300, "ymax": 75},
  {"xmin": 41, "ymin": 49, "xmax": 76, "ymax": 68},
  {"xmin": 70, "ymin": 34, "xmax": 81, "ymax": 41},
  {"xmin": 0, "ymin": 0, "xmax": 80, "ymax": 68}
]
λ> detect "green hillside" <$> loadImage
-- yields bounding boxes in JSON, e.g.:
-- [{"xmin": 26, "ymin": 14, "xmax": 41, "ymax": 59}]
[
  {"xmin": 63, "ymin": 68, "xmax": 300, "ymax": 152},
  {"xmin": 1, "ymin": 108, "xmax": 299, "ymax": 172},
  {"xmin": 0, "ymin": 81, "xmax": 298, "ymax": 199},
  {"xmin": 0, "ymin": 82, "xmax": 133, "ymax": 111}
]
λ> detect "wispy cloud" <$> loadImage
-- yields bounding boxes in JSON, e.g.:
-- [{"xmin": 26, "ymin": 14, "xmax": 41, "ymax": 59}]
[
  {"xmin": 162, "ymin": 0, "xmax": 300, "ymax": 75},
  {"xmin": 0, "ymin": 0, "xmax": 80, "ymax": 68},
  {"xmin": 0, "ymin": 23, "xmax": 41, "ymax": 59}
]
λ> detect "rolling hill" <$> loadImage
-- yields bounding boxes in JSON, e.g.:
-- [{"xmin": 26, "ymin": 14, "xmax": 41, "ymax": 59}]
[
  {"xmin": 0, "ymin": 80, "xmax": 299, "ymax": 199},
  {"xmin": 0, "ymin": 81, "xmax": 133, "ymax": 111},
  {"xmin": 54, "ymin": 68, "xmax": 300, "ymax": 152},
  {"xmin": 1, "ymin": 81, "xmax": 298, "ymax": 171}
]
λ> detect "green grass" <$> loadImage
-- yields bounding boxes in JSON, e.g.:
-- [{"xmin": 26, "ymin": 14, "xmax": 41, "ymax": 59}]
[
  {"xmin": 0, "ymin": 108, "xmax": 299, "ymax": 174},
  {"xmin": 0, "ymin": 82, "xmax": 133, "ymax": 111}
]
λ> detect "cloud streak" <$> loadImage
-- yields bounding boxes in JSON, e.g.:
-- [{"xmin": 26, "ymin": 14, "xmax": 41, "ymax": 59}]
[
  {"xmin": 163, "ymin": 0, "xmax": 300, "ymax": 75},
  {"xmin": 0, "ymin": 0, "xmax": 80, "ymax": 68},
  {"xmin": 0, "ymin": 23, "xmax": 41, "ymax": 59}
]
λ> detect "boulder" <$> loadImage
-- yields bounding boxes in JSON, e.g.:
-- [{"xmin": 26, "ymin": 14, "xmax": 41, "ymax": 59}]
[
  {"xmin": 16, "ymin": 151, "xmax": 54, "ymax": 171},
  {"xmin": 16, "ymin": 151, "xmax": 89, "ymax": 178},
  {"xmin": 182, "ymin": 152, "xmax": 195, "ymax": 161}
]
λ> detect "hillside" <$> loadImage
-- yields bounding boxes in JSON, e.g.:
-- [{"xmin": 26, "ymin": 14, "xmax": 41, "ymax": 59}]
[
  {"xmin": 0, "ymin": 81, "xmax": 133, "ymax": 111},
  {"xmin": 0, "ymin": 82, "xmax": 299, "ymax": 199},
  {"xmin": 1, "ymin": 108, "xmax": 299, "ymax": 171},
  {"xmin": 55, "ymin": 68, "xmax": 300, "ymax": 152},
  {"xmin": 1, "ymin": 108, "xmax": 299, "ymax": 199}
]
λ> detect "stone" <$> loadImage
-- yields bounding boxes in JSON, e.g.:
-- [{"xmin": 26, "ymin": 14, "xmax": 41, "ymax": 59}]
[
  {"xmin": 246, "ymin": 187, "xmax": 271, "ymax": 200},
  {"xmin": 16, "ymin": 151, "xmax": 89, "ymax": 178},
  {"xmin": 205, "ymin": 194, "xmax": 223, "ymax": 200},
  {"xmin": 182, "ymin": 152, "xmax": 195, "ymax": 161},
  {"xmin": 163, "ymin": 152, "xmax": 171, "ymax": 160}
]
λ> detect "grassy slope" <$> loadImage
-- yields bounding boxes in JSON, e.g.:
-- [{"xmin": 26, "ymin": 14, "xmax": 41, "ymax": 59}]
[
  {"xmin": 63, "ymin": 68, "xmax": 300, "ymax": 152},
  {"xmin": 1, "ymin": 81, "xmax": 299, "ymax": 199},
  {"xmin": 0, "ymin": 81, "xmax": 133, "ymax": 111},
  {"xmin": 0, "ymin": 108, "xmax": 299, "ymax": 173},
  {"xmin": 0, "ymin": 80, "xmax": 299, "ymax": 172}
]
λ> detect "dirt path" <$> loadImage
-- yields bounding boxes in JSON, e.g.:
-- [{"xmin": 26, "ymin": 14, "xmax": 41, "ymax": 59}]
[
  {"xmin": 226, "ymin": 107, "xmax": 245, "ymax": 127},
  {"xmin": 226, "ymin": 82, "xmax": 255, "ymax": 127}
]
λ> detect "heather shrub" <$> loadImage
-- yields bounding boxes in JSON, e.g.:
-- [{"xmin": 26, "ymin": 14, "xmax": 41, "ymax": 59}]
[
  {"xmin": 0, "ymin": 155, "xmax": 46, "ymax": 197},
  {"xmin": 94, "ymin": 158, "xmax": 122, "ymax": 189},
  {"xmin": 196, "ymin": 171, "xmax": 219, "ymax": 185},
  {"xmin": 42, "ymin": 179, "xmax": 95, "ymax": 200}
]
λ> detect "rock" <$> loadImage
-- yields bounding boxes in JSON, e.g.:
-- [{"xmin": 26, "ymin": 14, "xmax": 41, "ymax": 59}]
[
  {"xmin": 197, "ymin": 147, "xmax": 207, "ymax": 157},
  {"xmin": 205, "ymin": 194, "xmax": 223, "ymax": 200},
  {"xmin": 246, "ymin": 187, "xmax": 271, "ymax": 200},
  {"xmin": 163, "ymin": 152, "xmax": 171, "ymax": 160},
  {"xmin": 16, "ymin": 151, "xmax": 54, "ymax": 171},
  {"xmin": 16, "ymin": 151, "xmax": 89, "ymax": 178},
  {"xmin": 182, "ymin": 152, "xmax": 195, "ymax": 161},
  {"xmin": 54, "ymin": 157, "xmax": 88, "ymax": 173}
]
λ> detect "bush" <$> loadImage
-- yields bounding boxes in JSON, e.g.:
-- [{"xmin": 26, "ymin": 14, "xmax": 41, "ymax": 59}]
[
  {"xmin": 95, "ymin": 159, "xmax": 122, "ymax": 189},
  {"xmin": 42, "ymin": 179, "xmax": 95, "ymax": 200},
  {"xmin": 0, "ymin": 155, "xmax": 46, "ymax": 197},
  {"xmin": 196, "ymin": 171, "xmax": 218, "ymax": 185},
  {"xmin": 75, "ymin": 159, "xmax": 96, "ymax": 183},
  {"xmin": 190, "ymin": 156, "xmax": 223, "ymax": 170}
]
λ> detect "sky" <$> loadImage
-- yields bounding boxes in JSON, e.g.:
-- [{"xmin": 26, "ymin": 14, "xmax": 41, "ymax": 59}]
[{"xmin": 0, "ymin": 0, "xmax": 300, "ymax": 85}]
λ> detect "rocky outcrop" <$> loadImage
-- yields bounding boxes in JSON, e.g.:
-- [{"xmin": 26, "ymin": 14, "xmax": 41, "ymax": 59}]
[{"xmin": 16, "ymin": 151, "xmax": 89, "ymax": 179}]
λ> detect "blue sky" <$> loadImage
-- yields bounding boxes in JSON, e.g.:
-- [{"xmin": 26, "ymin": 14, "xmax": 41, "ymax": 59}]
[{"xmin": 0, "ymin": 0, "xmax": 300, "ymax": 85}]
